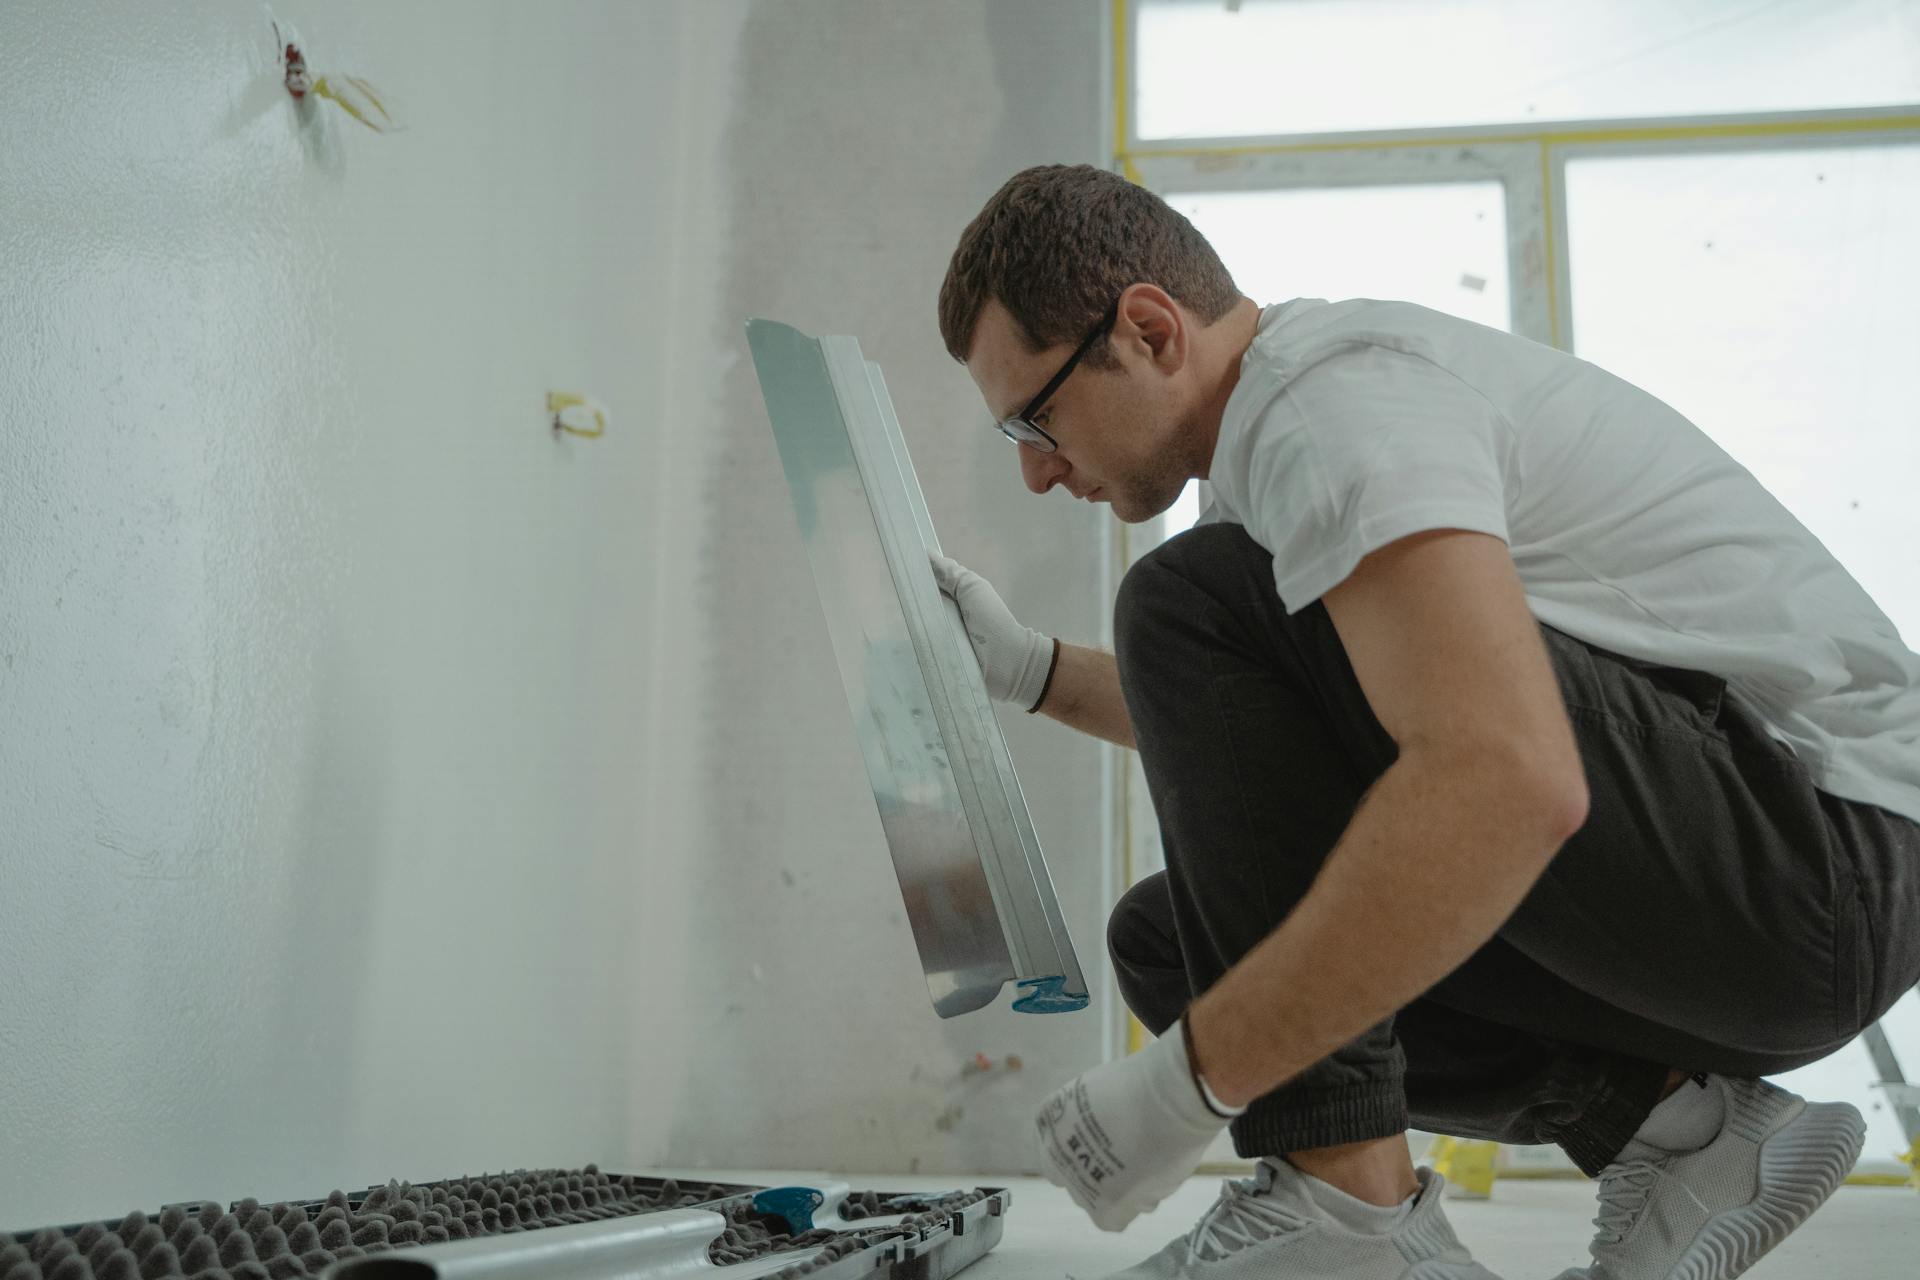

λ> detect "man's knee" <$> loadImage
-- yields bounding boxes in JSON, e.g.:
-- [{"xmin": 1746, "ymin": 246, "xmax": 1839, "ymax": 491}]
[
  {"xmin": 1106, "ymin": 871, "xmax": 1176, "ymax": 969},
  {"xmin": 1114, "ymin": 522, "xmax": 1270, "ymax": 672}
]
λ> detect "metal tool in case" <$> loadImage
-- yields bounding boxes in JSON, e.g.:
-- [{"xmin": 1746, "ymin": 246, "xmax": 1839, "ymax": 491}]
[{"xmin": 317, "ymin": 1184, "xmax": 1009, "ymax": 1280}]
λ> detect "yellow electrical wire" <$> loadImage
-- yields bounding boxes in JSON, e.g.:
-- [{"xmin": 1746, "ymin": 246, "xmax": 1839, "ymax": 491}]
[{"xmin": 313, "ymin": 73, "xmax": 399, "ymax": 133}]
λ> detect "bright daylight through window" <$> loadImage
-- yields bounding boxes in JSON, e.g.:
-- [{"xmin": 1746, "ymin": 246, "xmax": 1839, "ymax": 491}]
[{"xmin": 1137, "ymin": 0, "xmax": 1920, "ymax": 139}]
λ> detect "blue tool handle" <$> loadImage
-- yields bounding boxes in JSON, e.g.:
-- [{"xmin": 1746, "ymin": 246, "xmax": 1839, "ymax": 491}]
[
  {"xmin": 1013, "ymin": 975, "xmax": 1089, "ymax": 1013},
  {"xmin": 751, "ymin": 1186, "xmax": 825, "ymax": 1234}
]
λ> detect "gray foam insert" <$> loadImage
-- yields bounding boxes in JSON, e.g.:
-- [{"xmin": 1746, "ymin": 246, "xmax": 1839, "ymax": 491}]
[{"xmin": 4, "ymin": 1167, "xmax": 748, "ymax": 1280}]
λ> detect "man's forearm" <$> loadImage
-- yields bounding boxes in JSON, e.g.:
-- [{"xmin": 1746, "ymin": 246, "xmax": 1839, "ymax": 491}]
[
  {"xmin": 1034, "ymin": 641, "xmax": 1135, "ymax": 749},
  {"xmin": 1183, "ymin": 746, "xmax": 1587, "ymax": 1109}
]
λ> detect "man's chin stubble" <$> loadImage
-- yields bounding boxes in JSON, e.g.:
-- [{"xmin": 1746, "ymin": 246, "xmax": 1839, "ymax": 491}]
[{"xmin": 1112, "ymin": 487, "xmax": 1176, "ymax": 525}]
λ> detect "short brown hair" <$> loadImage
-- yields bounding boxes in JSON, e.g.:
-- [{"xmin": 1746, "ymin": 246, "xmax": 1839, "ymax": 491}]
[{"xmin": 938, "ymin": 164, "xmax": 1240, "ymax": 366}]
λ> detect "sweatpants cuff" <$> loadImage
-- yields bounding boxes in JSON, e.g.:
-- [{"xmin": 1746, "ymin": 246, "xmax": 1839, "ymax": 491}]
[
  {"xmin": 1229, "ymin": 1079, "xmax": 1410, "ymax": 1157},
  {"xmin": 1553, "ymin": 1059, "xmax": 1672, "ymax": 1176}
]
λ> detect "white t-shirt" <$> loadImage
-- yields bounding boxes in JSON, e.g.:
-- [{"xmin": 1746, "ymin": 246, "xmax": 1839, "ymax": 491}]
[{"xmin": 1203, "ymin": 298, "xmax": 1920, "ymax": 826}]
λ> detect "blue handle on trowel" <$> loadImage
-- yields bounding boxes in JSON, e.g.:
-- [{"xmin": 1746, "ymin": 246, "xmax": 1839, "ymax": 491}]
[
  {"xmin": 752, "ymin": 1186, "xmax": 826, "ymax": 1234},
  {"xmin": 1013, "ymin": 974, "xmax": 1089, "ymax": 1013}
]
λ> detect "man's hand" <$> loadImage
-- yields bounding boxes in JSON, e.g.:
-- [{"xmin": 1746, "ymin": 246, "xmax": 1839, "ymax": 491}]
[
  {"xmin": 931, "ymin": 553, "xmax": 1057, "ymax": 710},
  {"xmin": 1035, "ymin": 1025, "xmax": 1238, "ymax": 1231}
]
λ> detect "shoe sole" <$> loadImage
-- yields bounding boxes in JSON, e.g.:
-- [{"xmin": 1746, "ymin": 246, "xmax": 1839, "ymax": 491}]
[{"xmin": 1664, "ymin": 1098, "xmax": 1867, "ymax": 1280}]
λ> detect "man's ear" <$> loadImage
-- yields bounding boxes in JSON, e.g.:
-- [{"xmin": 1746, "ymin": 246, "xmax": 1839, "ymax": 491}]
[{"xmin": 1117, "ymin": 283, "xmax": 1185, "ymax": 370}]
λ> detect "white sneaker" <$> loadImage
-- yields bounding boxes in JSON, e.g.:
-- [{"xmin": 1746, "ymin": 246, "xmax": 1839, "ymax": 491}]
[
  {"xmin": 1090, "ymin": 1161, "xmax": 1500, "ymax": 1280},
  {"xmin": 1558, "ymin": 1076, "xmax": 1866, "ymax": 1280}
]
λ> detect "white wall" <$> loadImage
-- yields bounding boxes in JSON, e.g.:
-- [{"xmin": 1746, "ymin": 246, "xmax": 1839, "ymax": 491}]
[
  {"xmin": 1, "ymin": 0, "xmax": 1110, "ymax": 1226},
  {"xmin": 0, "ymin": 0, "xmax": 739, "ymax": 1227}
]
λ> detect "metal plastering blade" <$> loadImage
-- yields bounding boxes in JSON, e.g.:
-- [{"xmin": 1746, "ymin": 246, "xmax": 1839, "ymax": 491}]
[{"xmin": 746, "ymin": 319, "xmax": 1088, "ymax": 1019}]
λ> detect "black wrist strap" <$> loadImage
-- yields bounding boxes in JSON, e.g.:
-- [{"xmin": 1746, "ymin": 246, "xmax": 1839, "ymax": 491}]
[
  {"xmin": 1180, "ymin": 1008, "xmax": 1239, "ymax": 1120},
  {"xmin": 1026, "ymin": 637, "xmax": 1061, "ymax": 714}
]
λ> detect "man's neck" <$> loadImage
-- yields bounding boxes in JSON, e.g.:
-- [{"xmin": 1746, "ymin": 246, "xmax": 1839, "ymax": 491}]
[{"xmin": 1190, "ymin": 296, "xmax": 1263, "ymax": 481}]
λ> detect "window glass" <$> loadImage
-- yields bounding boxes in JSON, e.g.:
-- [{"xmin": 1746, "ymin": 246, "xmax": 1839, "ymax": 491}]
[
  {"xmin": 1567, "ymin": 143, "xmax": 1920, "ymax": 644},
  {"xmin": 1137, "ymin": 0, "xmax": 1920, "ymax": 140},
  {"xmin": 1168, "ymin": 182, "xmax": 1510, "ymax": 329}
]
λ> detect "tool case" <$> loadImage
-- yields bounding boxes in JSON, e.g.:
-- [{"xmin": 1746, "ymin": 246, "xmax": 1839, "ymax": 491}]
[{"xmin": 3, "ymin": 1166, "xmax": 1008, "ymax": 1280}]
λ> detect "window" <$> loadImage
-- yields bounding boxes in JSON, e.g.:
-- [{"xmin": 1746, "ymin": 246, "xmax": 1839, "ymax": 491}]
[
  {"xmin": 1567, "ymin": 143, "xmax": 1920, "ymax": 642},
  {"xmin": 1168, "ymin": 182, "xmax": 1511, "ymax": 330},
  {"xmin": 1115, "ymin": 0, "xmax": 1920, "ymax": 1164}
]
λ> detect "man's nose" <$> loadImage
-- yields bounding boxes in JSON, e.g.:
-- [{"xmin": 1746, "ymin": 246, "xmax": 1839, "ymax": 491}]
[{"xmin": 1020, "ymin": 443, "xmax": 1067, "ymax": 494}]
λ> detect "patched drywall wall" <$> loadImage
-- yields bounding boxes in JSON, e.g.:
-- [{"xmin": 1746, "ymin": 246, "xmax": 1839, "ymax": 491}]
[
  {"xmin": 659, "ymin": 0, "xmax": 1110, "ymax": 1173},
  {"xmin": 1, "ymin": 0, "xmax": 1110, "ymax": 1220}
]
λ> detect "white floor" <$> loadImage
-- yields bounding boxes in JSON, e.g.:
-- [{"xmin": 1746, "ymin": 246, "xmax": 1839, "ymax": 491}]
[{"xmin": 695, "ymin": 1168, "xmax": 1920, "ymax": 1279}]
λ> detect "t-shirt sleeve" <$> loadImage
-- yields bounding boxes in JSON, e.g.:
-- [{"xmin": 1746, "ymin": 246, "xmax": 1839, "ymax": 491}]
[{"xmin": 1241, "ymin": 345, "xmax": 1512, "ymax": 612}]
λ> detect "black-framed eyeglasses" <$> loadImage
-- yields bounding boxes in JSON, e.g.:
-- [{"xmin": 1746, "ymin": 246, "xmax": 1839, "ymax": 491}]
[{"xmin": 995, "ymin": 302, "xmax": 1119, "ymax": 454}]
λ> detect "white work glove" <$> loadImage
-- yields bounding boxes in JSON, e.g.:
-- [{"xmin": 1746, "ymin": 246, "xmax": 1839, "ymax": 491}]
[
  {"xmin": 1035, "ymin": 1019, "xmax": 1244, "ymax": 1232},
  {"xmin": 930, "ymin": 553, "xmax": 1058, "ymax": 712}
]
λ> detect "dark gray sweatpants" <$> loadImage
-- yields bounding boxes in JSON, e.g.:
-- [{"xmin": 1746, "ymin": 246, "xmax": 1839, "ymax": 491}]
[{"xmin": 1110, "ymin": 522, "xmax": 1920, "ymax": 1175}]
